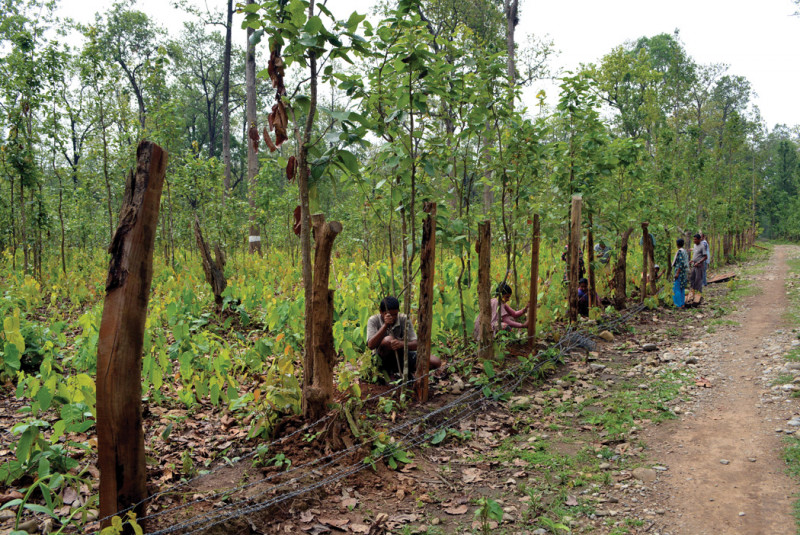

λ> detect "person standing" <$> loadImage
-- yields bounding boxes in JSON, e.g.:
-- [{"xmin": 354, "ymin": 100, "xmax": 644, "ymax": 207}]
[
  {"xmin": 672, "ymin": 238, "xmax": 689, "ymax": 308},
  {"xmin": 701, "ymin": 233, "xmax": 710, "ymax": 286},
  {"xmin": 689, "ymin": 234, "xmax": 707, "ymax": 298}
]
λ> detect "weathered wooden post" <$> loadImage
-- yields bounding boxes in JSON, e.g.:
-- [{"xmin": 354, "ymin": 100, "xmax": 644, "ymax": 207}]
[
  {"xmin": 587, "ymin": 213, "xmax": 596, "ymax": 309},
  {"xmin": 647, "ymin": 229, "xmax": 657, "ymax": 296},
  {"xmin": 568, "ymin": 194, "xmax": 582, "ymax": 323},
  {"xmin": 303, "ymin": 213, "xmax": 342, "ymax": 420},
  {"xmin": 527, "ymin": 214, "xmax": 540, "ymax": 348},
  {"xmin": 613, "ymin": 228, "xmax": 633, "ymax": 310},
  {"xmin": 640, "ymin": 222, "xmax": 650, "ymax": 302},
  {"xmin": 97, "ymin": 141, "xmax": 167, "ymax": 532},
  {"xmin": 476, "ymin": 221, "xmax": 493, "ymax": 360},
  {"xmin": 416, "ymin": 203, "xmax": 436, "ymax": 402}
]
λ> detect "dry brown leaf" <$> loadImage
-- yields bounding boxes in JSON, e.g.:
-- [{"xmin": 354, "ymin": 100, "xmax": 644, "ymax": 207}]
[
  {"xmin": 445, "ymin": 504, "xmax": 469, "ymax": 515},
  {"xmin": 263, "ymin": 128, "xmax": 277, "ymax": 152}
]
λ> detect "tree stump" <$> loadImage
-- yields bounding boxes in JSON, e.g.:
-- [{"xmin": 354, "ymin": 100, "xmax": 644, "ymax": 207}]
[
  {"xmin": 194, "ymin": 215, "xmax": 227, "ymax": 312},
  {"xmin": 96, "ymin": 141, "xmax": 167, "ymax": 532},
  {"xmin": 303, "ymin": 213, "xmax": 342, "ymax": 420}
]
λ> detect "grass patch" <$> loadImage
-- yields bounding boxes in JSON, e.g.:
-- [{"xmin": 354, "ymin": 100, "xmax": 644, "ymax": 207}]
[{"xmin": 781, "ymin": 249, "xmax": 800, "ymax": 528}]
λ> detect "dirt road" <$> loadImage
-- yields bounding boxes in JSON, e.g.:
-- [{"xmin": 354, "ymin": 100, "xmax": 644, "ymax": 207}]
[{"xmin": 644, "ymin": 245, "xmax": 798, "ymax": 534}]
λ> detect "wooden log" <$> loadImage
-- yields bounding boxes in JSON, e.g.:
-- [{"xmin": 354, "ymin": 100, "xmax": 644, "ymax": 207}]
[
  {"xmin": 415, "ymin": 203, "xmax": 436, "ymax": 402},
  {"xmin": 304, "ymin": 213, "xmax": 342, "ymax": 420},
  {"xmin": 476, "ymin": 221, "xmax": 493, "ymax": 360},
  {"xmin": 194, "ymin": 215, "xmax": 227, "ymax": 312},
  {"xmin": 568, "ymin": 195, "xmax": 582, "ymax": 323},
  {"xmin": 613, "ymin": 228, "xmax": 633, "ymax": 310},
  {"xmin": 97, "ymin": 141, "xmax": 167, "ymax": 531},
  {"xmin": 527, "ymin": 214, "xmax": 540, "ymax": 347},
  {"xmin": 587, "ymin": 212, "xmax": 596, "ymax": 309},
  {"xmin": 640, "ymin": 222, "xmax": 649, "ymax": 302}
]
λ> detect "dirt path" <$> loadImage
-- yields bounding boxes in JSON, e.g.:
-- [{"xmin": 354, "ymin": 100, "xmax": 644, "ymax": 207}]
[{"xmin": 644, "ymin": 245, "xmax": 798, "ymax": 534}]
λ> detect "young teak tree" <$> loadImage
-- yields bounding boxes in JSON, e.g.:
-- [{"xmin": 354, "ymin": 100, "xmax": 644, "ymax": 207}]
[{"xmin": 246, "ymin": 0, "xmax": 369, "ymax": 418}]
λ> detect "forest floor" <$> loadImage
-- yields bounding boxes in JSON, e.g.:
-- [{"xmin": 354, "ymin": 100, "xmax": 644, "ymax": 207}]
[
  {"xmin": 225, "ymin": 245, "xmax": 800, "ymax": 535},
  {"xmin": 3, "ymin": 245, "xmax": 800, "ymax": 535}
]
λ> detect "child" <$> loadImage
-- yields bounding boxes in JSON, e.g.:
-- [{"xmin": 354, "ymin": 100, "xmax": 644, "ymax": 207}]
[{"xmin": 473, "ymin": 283, "xmax": 528, "ymax": 339}]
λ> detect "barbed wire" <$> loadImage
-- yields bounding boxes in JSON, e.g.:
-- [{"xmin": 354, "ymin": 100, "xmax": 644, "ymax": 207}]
[
  {"xmin": 95, "ymin": 302, "xmax": 646, "ymax": 533},
  {"xmin": 143, "ymin": 311, "xmax": 625, "ymax": 534}
]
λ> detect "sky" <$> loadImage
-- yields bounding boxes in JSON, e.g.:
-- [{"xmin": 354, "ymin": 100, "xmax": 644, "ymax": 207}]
[{"xmin": 60, "ymin": 0, "xmax": 800, "ymax": 129}]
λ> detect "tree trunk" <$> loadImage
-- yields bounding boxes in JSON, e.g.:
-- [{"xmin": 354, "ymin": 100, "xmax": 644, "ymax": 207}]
[
  {"xmin": 304, "ymin": 213, "xmax": 342, "ymax": 420},
  {"xmin": 568, "ymin": 195, "xmax": 582, "ymax": 322},
  {"xmin": 527, "ymin": 214, "xmax": 540, "ymax": 347},
  {"xmin": 504, "ymin": 0, "xmax": 519, "ymax": 85},
  {"xmin": 221, "ymin": 0, "xmax": 233, "ymax": 197},
  {"xmin": 415, "ymin": 203, "xmax": 436, "ymax": 402},
  {"xmin": 587, "ymin": 213, "xmax": 596, "ymax": 309},
  {"xmin": 476, "ymin": 221, "xmax": 493, "ymax": 360},
  {"xmin": 613, "ymin": 228, "xmax": 633, "ymax": 310},
  {"xmin": 246, "ymin": 0, "xmax": 261, "ymax": 255},
  {"xmin": 194, "ymin": 215, "xmax": 227, "ymax": 312},
  {"xmin": 97, "ymin": 141, "xmax": 167, "ymax": 533},
  {"xmin": 640, "ymin": 222, "xmax": 650, "ymax": 302}
]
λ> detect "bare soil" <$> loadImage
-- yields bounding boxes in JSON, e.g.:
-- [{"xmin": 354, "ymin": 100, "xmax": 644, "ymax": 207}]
[{"xmin": 640, "ymin": 245, "xmax": 799, "ymax": 535}]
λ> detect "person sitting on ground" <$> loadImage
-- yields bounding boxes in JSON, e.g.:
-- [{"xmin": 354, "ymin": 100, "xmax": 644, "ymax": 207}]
[
  {"xmin": 366, "ymin": 296, "xmax": 441, "ymax": 381},
  {"xmin": 561, "ymin": 245, "xmax": 586, "ymax": 282},
  {"xmin": 577, "ymin": 278, "xmax": 600, "ymax": 317},
  {"xmin": 473, "ymin": 283, "xmax": 528, "ymax": 340},
  {"xmin": 594, "ymin": 241, "xmax": 612, "ymax": 265}
]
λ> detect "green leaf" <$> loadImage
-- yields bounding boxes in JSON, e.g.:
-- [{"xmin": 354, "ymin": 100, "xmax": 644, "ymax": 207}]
[
  {"xmin": 3, "ymin": 342, "xmax": 21, "ymax": 371},
  {"xmin": 304, "ymin": 15, "xmax": 323, "ymax": 35},
  {"xmin": 337, "ymin": 150, "xmax": 359, "ymax": 175},
  {"xmin": 430, "ymin": 428, "xmax": 446, "ymax": 445},
  {"xmin": 161, "ymin": 423, "xmax": 173, "ymax": 441},
  {"xmin": 482, "ymin": 360, "xmax": 495, "ymax": 379},
  {"xmin": 23, "ymin": 503, "xmax": 58, "ymax": 518},
  {"xmin": 346, "ymin": 11, "xmax": 366, "ymax": 31}
]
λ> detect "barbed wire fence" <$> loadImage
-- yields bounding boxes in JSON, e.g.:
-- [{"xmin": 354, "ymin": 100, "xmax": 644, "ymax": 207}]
[{"xmin": 94, "ymin": 303, "xmax": 646, "ymax": 534}]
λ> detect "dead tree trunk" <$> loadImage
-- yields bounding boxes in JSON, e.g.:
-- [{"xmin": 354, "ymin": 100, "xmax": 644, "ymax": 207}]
[
  {"xmin": 476, "ymin": 221, "xmax": 493, "ymax": 360},
  {"xmin": 96, "ymin": 141, "xmax": 167, "ymax": 532},
  {"xmin": 303, "ymin": 213, "xmax": 342, "ymax": 420},
  {"xmin": 415, "ymin": 203, "xmax": 436, "ymax": 402},
  {"xmin": 568, "ymin": 195, "xmax": 582, "ymax": 322},
  {"xmin": 527, "ymin": 214, "xmax": 540, "ymax": 348},
  {"xmin": 613, "ymin": 228, "xmax": 633, "ymax": 310},
  {"xmin": 194, "ymin": 215, "xmax": 227, "ymax": 312},
  {"xmin": 640, "ymin": 222, "xmax": 650, "ymax": 302}
]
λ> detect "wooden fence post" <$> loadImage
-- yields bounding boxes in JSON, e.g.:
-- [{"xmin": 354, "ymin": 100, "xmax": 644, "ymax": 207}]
[
  {"xmin": 587, "ymin": 213, "xmax": 596, "ymax": 309},
  {"xmin": 303, "ymin": 213, "xmax": 342, "ymax": 420},
  {"xmin": 640, "ymin": 222, "xmax": 650, "ymax": 302},
  {"xmin": 97, "ymin": 141, "xmax": 167, "ymax": 531},
  {"xmin": 613, "ymin": 228, "xmax": 633, "ymax": 310},
  {"xmin": 568, "ymin": 195, "xmax": 582, "ymax": 323},
  {"xmin": 476, "ymin": 221, "xmax": 493, "ymax": 360},
  {"xmin": 527, "ymin": 214, "xmax": 540, "ymax": 348},
  {"xmin": 416, "ymin": 203, "xmax": 436, "ymax": 402}
]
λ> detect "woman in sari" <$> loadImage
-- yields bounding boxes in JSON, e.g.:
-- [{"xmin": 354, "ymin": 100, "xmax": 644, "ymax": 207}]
[{"xmin": 672, "ymin": 238, "xmax": 689, "ymax": 308}]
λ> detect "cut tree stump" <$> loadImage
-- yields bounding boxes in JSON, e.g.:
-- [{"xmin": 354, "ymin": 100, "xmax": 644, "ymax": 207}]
[
  {"xmin": 96, "ymin": 141, "xmax": 167, "ymax": 532},
  {"xmin": 194, "ymin": 215, "xmax": 227, "ymax": 312}
]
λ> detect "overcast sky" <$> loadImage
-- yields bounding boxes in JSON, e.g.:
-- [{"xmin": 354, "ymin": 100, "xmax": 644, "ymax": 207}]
[{"xmin": 61, "ymin": 0, "xmax": 800, "ymax": 130}]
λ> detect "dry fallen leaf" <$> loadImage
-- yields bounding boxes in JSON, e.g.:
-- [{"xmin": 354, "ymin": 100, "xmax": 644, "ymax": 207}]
[
  {"xmin": 565, "ymin": 495, "xmax": 578, "ymax": 506},
  {"xmin": 445, "ymin": 504, "xmax": 469, "ymax": 515}
]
